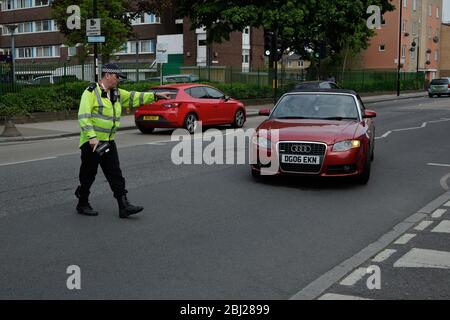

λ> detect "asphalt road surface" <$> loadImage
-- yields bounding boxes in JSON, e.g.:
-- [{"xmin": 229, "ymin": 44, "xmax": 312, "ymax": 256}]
[{"xmin": 1, "ymin": 96, "xmax": 450, "ymax": 299}]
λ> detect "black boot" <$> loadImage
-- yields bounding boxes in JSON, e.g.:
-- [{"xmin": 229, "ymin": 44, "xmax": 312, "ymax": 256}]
[
  {"xmin": 76, "ymin": 201, "xmax": 99, "ymax": 216},
  {"xmin": 75, "ymin": 186, "xmax": 98, "ymax": 216},
  {"xmin": 117, "ymin": 195, "xmax": 143, "ymax": 218}
]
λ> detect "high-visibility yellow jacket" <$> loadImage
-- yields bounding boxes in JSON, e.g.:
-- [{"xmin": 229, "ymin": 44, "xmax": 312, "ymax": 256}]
[{"xmin": 78, "ymin": 83, "xmax": 155, "ymax": 147}]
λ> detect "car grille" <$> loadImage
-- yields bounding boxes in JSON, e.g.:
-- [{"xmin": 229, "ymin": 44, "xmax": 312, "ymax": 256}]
[{"xmin": 279, "ymin": 142, "xmax": 326, "ymax": 173}]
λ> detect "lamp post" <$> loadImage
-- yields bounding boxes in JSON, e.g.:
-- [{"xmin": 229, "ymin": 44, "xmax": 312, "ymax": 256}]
[
  {"xmin": 396, "ymin": 0, "xmax": 403, "ymax": 96},
  {"xmin": 5, "ymin": 24, "xmax": 18, "ymax": 83}
]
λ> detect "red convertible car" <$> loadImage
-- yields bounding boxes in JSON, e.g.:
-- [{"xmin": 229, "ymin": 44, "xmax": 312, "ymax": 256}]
[
  {"xmin": 135, "ymin": 84, "xmax": 246, "ymax": 134},
  {"xmin": 251, "ymin": 89, "xmax": 376, "ymax": 184}
]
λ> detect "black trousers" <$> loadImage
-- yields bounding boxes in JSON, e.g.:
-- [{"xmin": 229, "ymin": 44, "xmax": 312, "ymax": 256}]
[{"xmin": 78, "ymin": 140, "xmax": 127, "ymax": 201}]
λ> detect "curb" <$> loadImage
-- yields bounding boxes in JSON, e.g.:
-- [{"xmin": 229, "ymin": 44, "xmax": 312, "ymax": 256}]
[{"xmin": 0, "ymin": 94, "xmax": 426, "ymax": 144}]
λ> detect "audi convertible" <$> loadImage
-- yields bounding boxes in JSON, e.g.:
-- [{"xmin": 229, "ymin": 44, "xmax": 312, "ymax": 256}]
[{"xmin": 251, "ymin": 89, "xmax": 376, "ymax": 184}]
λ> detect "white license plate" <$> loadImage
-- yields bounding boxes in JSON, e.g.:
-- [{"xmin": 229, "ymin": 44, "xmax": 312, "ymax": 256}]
[{"xmin": 281, "ymin": 154, "xmax": 320, "ymax": 164}]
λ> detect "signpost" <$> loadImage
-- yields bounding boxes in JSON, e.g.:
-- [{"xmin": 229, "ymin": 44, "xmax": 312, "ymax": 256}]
[{"xmin": 156, "ymin": 43, "xmax": 168, "ymax": 85}]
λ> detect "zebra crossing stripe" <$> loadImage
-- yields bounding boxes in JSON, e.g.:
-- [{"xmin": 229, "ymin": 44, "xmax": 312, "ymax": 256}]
[
  {"xmin": 394, "ymin": 233, "xmax": 416, "ymax": 245},
  {"xmin": 431, "ymin": 220, "xmax": 450, "ymax": 234},
  {"xmin": 339, "ymin": 267, "xmax": 366, "ymax": 286},
  {"xmin": 432, "ymin": 209, "xmax": 447, "ymax": 218},
  {"xmin": 414, "ymin": 220, "xmax": 434, "ymax": 231},
  {"xmin": 319, "ymin": 293, "xmax": 371, "ymax": 300},
  {"xmin": 394, "ymin": 248, "xmax": 450, "ymax": 269},
  {"xmin": 372, "ymin": 249, "xmax": 397, "ymax": 263}
]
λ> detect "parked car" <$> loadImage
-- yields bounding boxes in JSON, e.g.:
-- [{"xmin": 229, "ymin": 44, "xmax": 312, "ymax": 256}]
[
  {"xmin": 135, "ymin": 84, "xmax": 246, "ymax": 134},
  {"xmin": 428, "ymin": 78, "xmax": 450, "ymax": 97},
  {"xmin": 31, "ymin": 75, "xmax": 78, "ymax": 85},
  {"xmin": 252, "ymin": 89, "xmax": 376, "ymax": 184},
  {"xmin": 293, "ymin": 81, "xmax": 341, "ymax": 90},
  {"xmin": 146, "ymin": 74, "xmax": 200, "ymax": 84}
]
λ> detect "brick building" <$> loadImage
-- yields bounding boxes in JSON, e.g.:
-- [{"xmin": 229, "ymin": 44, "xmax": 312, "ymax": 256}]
[{"xmin": 353, "ymin": 0, "xmax": 442, "ymax": 80}]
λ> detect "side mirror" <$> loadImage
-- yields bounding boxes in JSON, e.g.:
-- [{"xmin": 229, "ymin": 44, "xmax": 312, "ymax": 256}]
[
  {"xmin": 259, "ymin": 108, "xmax": 271, "ymax": 116},
  {"xmin": 223, "ymin": 95, "xmax": 231, "ymax": 101},
  {"xmin": 363, "ymin": 110, "xmax": 377, "ymax": 118}
]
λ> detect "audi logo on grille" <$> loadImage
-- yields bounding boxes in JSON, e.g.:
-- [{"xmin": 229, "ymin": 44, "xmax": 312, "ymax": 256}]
[{"xmin": 291, "ymin": 145, "xmax": 311, "ymax": 153}]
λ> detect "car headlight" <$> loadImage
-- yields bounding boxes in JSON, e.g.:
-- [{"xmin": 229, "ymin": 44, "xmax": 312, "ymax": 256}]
[
  {"xmin": 332, "ymin": 140, "xmax": 361, "ymax": 152},
  {"xmin": 252, "ymin": 136, "xmax": 271, "ymax": 149}
]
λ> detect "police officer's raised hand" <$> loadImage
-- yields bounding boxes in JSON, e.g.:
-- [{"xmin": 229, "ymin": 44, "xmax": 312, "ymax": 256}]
[{"xmin": 90, "ymin": 137, "xmax": 99, "ymax": 152}]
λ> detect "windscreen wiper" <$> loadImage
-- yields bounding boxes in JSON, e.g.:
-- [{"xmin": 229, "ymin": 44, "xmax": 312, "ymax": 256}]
[{"xmin": 320, "ymin": 117, "xmax": 358, "ymax": 120}]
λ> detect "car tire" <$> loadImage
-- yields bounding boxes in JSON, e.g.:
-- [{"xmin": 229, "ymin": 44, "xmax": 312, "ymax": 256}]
[
  {"xmin": 251, "ymin": 167, "xmax": 261, "ymax": 179},
  {"xmin": 184, "ymin": 113, "xmax": 198, "ymax": 134},
  {"xmin": 429, "ymin": 94, "xmax": 434, "ymax": 98},
  {"xmin": 232, "ymin": 109, "xmax": 245, "ymax": 128},
  {"xmin": 438, "ymin": 94, "xmax": 442, "ymax": 98},
  {"xmin": 356, "ymin": 153, "xmax": 372, "ymax": 185},
  {"xmin": 137, "ymin": 125, "xmax": 155, "ymax": 134}
]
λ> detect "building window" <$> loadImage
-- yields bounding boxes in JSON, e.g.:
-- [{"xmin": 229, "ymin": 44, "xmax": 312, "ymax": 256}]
[
  {"xmin": 413, "ymin": 0, "xmax": 417, "ymax": 11},
  {"xmin": 36, "ymin": 46, "xmax": 53, "ymax": 57},
  {"xmin": 401, "ymin": 45, "xmax": 406, "ymax": 58},
  {"xmin": 437, "ymin": 7, "xmax": 439, "ymax": 19},
  {"xmin": 379, "ymin": 44, "xmax": 385, "ymax": 52},
  {"xmin": 403, "ymin": 0, "xmax": 407, "ymax": 7},
  {"xmin": 412, "ymin": 22, "xmax": 417, "ymax": 35},
  {"xmin": 402, "ymin": 19, "xmax": 407, "ymax": 33},
  {"xmin": 68, "ymin": 47, "xmax": 77, "ymax": 56},
  {"xmin": 17, "ymin": 47, "xmax": 33, "ymax": 58},
  {"xmin": 115, "ymin": 40, "xmax": 156, "ymax": 54},
  {"xmin": 429, "ymin": 5, "xmax": 432, "ymax": 16},
  {"xmin": 428, "ymin": 26, "xmax": 432, "ymax": 38},
  {"xmin": 298, "ymin": 60, "xmax": 304, "ymax": 67},
  {"xmin": 435, "ymin": 50, "xmax": 438, "ymax": 61},
  {"xmin": 35, "ymin": 20, "xmax": 51, "ymax": 32},
  {"xmin": 131, "ymin": 13, "xmax": 160, "ymax": 25},
  {"xmin": 1, "ymin": 0, "xmax": 49, "ymax": 11}
]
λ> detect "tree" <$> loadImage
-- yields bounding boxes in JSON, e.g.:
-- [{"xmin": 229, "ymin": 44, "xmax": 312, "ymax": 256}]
[
  {"xmin": 51, "ymin": 0, "xmax": 172, "ymax": 62},
  {"xmin": 176, "ymin": 0, "xmax": 394, "ymax": 58}
]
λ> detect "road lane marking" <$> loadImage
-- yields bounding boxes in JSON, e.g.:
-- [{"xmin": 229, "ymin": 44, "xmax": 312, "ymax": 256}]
[
  {"xmin": 0, "ymin": 157, "xmax": 57, "ymax": 167},
  {"xmin": 444, "ymin": 200, "xmax": 450, "ymax": 207},
  {"xmin": 372, "ymin": 249, "xmax": 397, "ymax": 263},
  {"xmin": 319, "ymin": 293, "xmax": 371, "ymax": 300},
  {"xmin": 428, "ymin": 163, "xmax": 450, "ymax": 167},
  {"xmin": 414, "ymin": 220, "xmax": 434, "ymax": 231},
  {"xmin": 432, "ymin": 209, "xmax": 447, "ymax": 219},
  {"xmin": 431, "ymin": 220, "xmax": 450, "ymax": 234},
  {"xmin": 440, "ymin": 174, "xmax": 450, "ymax": 191},
  {"xmin": 339, "ymin": 267, "xmax": 366, "ymax": 286},
  {"xmin": 376, "ymin": 118, "xmax": 450, "ymax": 140},
  {"xmin": 394, "ymin": 233, "xmax": 416, "ymax": 245},
  {"xmin": 394, "ymin": 248, "xmax": 450, "ymax": 269}
]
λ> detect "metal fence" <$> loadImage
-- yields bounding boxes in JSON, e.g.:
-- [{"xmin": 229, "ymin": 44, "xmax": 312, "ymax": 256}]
[{"xmin": 1, "ymin": 62, "xmax": 426, "ymax": 98}]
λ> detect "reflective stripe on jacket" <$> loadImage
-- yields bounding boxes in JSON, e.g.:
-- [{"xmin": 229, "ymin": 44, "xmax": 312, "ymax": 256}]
[{"xmin": 78, "ymin": 84, "xmax": 155, "ymax": 147}]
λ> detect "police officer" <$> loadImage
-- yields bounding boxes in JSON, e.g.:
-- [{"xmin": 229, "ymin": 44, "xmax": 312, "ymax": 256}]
[{"xmin": 75, "ymin": 63, "xmax": 169, "ymax": 218}]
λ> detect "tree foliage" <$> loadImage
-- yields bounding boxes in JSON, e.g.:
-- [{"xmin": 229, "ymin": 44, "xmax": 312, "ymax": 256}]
[
  {"xmin": 51, "ymin": 0, "xmax": 172, "ymax": 62},
  {"xmin": 176, "ymin": 0, "xmax": 394, "ymax": 58}
]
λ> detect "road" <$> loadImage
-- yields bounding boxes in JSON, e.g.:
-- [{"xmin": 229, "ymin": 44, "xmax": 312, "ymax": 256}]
[{"xmin": 1, "ymin": 96, "xmax": 450, "ymax": 299}]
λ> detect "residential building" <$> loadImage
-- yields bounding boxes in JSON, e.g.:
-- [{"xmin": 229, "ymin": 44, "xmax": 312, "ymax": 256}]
[
  {"xmin": 356, "ymin": 0, "xmax": 442, "ymax": 80},
  {"xmin": 439, "ymin": 23, "xmax": 450, "ymax": 76}
]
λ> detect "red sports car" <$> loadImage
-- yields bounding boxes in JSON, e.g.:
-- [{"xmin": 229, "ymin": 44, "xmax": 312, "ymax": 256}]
[
  {"xmin": 135, "ymin": 84, "xmax": 246, "ymax": 134},
  {"xmin": 251, "ymin": 89, "xmax": 376, "ymax": 184}
]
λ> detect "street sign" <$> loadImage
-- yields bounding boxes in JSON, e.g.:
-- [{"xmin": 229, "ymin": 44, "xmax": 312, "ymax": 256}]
[
  {"xmin": 88, "ymin": 36, "xmax": 105, "ymax": 43},
  {"xmin": 156, "ymin": 43, "xmax": 168, "ymax": 64},
  {"xmin": 86, "ymin": 19, "xmax": 101, "ymax": 36}
]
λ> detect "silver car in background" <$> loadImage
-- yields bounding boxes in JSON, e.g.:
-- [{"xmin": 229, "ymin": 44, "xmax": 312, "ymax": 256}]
[{"xmin": 428, "ymin": 78, "xmax": 450, "ymax": 98}]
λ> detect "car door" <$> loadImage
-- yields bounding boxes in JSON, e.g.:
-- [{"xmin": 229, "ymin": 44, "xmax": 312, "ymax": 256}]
[
  {"xmin": 188, "ymin": 86, "xmax": 216, "ymax": 124},
  {"xmin": 205, "ymin": 87, "xmax": 231, "ymax": 123}
]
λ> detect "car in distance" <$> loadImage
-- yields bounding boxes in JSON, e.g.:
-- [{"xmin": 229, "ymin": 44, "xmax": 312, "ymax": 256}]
[
  {"xmin": 146, "ymin": 74, "xmax": 200, "ymax": 84},
  {"xmin": 251, "ymin": 89, "xmax": 376, "ymax": 184},
  {"xmin": 293, "ymin": 81, "xmax": 341, "ymax": 90},
  {"xmin": 428, "ymin": 78, "xmax": 450, "ymax": 98},
  {"xmin": 135, "ymin": 84, "xmax": 246, "ymax": 134}
]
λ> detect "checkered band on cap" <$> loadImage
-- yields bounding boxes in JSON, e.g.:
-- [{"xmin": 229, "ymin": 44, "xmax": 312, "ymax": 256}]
[{"xmin": 102, "ymin": 68, "xmax": 121, "ymax": 74}]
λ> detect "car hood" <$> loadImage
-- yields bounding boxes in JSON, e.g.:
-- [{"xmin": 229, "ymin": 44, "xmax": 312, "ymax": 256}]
[{"xmin": 257, "ymin": 119, "xmax": 360, "ymax": 145}]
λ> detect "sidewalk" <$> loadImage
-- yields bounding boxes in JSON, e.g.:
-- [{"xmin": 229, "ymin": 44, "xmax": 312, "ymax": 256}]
[{"xmin": 0, "ymin": 91, "xmax": 426, "ymax": 143}]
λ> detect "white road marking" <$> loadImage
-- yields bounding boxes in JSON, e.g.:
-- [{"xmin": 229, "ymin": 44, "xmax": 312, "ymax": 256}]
[
  {"xmin": 339, "ymin": 267, "xmax": 366, "ymax": 286},
  {"xmin": 444, "ymin": 200, "xmax": 450, "ymax": 207},
  {"xmin": 394, "ymin": 248, "xmax": 450, "ymax": 269},
  {"xmin": 372, "ymin": 249, "xmax": 397, "ymax": 263},
  {"xmin": 0, "ymin": 157, "xmax": 57, "ymax": 167},
  {"xmin": 432, "ymin": 209, "xmax": 447, "ymax": 219},
  {"xmin": 394, "ymin": 233, "xmax": 416, "ymax": 245},
  {"xmin": 319, "ymin": 293, "xmax": 371, "ymax": 300},
  {"xmin": 414, "ymin": 220, "xmax": 434, "ymax": 231},
  {"xmin": 431, "ymin": 220, "xmax": 450, "ymax": 234},
  {"xmin": 440, "ymin": 174, "xmax": 450, "ymax": 191},
  {"xmin": 428, "ymin": 163, "xmax": 450, "ymax": 167},
  {"xmin": 376, "ymin": 118, "xmax": 450, "ymax": 140}
]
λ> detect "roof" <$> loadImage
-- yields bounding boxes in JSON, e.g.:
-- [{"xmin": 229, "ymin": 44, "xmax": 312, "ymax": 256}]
[{"xmin": 287, "ymin": 88, "xmax": 358, "ymax": 95}]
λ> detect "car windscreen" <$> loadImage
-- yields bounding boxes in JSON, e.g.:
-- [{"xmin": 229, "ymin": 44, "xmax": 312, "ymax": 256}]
[
  {"xmin": 150, "ymin": 88, "xmax": 179, "ymax": 99},
  {"xmin": 295, "ymin": 83, "xmax": 319, "ymax": 89},
  {"xmin": 271, "ymin": 94, "xmax": 359, "ymax": 120},
  {"xmin": 430, "ymin": 79, "xmax": 449, "ymax": 85}
]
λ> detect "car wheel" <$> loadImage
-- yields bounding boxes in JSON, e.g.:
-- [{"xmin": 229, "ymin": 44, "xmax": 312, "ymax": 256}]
[
  {"xmin": 356, "ymin": 153, "xmax": 372, "ymax": 185},
  {"xmin": 438, "ymin": 94, "xmax": 442, "ymax": 98},
  {"xmin": 251, "ymin": 167, "xmax": 261, "ymax": 179},
  {"xmin": 137, "ymin": 124, "xmax": 154, "ymax": 134},
  {"xmin": 429, "ymin": 94, "xmax": 433, "ymax": 98},
  {"xmin": 184, "ymin": 113, "xmax": 198, "ymax": 134},
  {"xmin": 232, "ymin": 109, "xmax": 245, "ymax": 128}
]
